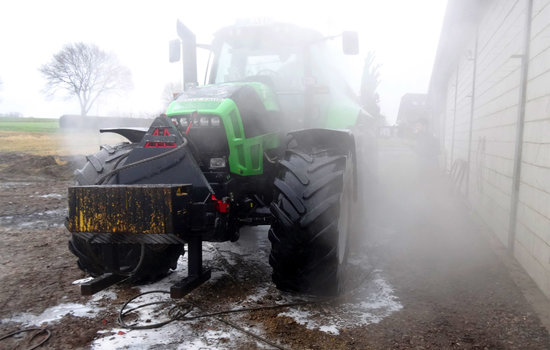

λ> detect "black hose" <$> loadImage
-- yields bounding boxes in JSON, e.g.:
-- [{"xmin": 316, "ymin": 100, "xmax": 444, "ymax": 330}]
[
  {"xmin": 117, "ymin": 290, "xmax": 183, "ymax": 330},
  {"xmin": 117, "ymin": 266, "xmax": 375, "ymax": 349},
  {"xmin": 117, "ymin": 291, "xmax": 311, "ymax": 349},
  {"xmin": 0, "ymin": 327, "xmax": 51, "ymax": 350}
]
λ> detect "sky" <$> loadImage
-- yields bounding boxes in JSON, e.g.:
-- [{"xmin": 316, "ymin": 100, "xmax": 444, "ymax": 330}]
[{"xmin": 0, "ymin": 0, "xmax": 446, "ymax": 124}]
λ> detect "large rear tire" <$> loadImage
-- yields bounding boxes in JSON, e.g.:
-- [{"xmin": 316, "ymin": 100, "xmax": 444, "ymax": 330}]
[
  {"xmin": 269, "ymin": 149, "xmax": 353, "ymax": 296},
  {"xmin": 68, "ymin": 143, "xmax": 184, "ymax": 282}
]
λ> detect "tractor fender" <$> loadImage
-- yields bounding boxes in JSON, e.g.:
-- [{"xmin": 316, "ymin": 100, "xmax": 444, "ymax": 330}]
[
  {"xmin": 100, "ymin": 128, "xmax": 148, "ymax": 143},
  {"xmin": 285, "ymin": 128, "xmax": 358, "ymax": 201}
]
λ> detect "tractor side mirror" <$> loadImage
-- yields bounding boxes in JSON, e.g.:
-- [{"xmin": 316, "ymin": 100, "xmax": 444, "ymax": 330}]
[
  {"xmin": 169, "ymin": 39, "xmax": 181, "ymax": 63},
  {"xmin": 342, "ymin": 31, "xmax": 359, "ymax": 55}
]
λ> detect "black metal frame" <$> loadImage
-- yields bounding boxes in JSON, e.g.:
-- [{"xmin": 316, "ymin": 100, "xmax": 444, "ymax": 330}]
[
  {"xmin": 68, "ymin": 183, "xmax": 213, "ymax": 298},
  {"xmin": 170, "ymin": 235, "xmax": 211, "ymax": 298}
]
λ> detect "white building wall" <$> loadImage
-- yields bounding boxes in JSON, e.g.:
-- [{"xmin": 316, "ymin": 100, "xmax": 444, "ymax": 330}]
[
  {"xmin": 439, "ymin": 0, "xmax": 550, "ymax": 299},
  {"xmin": 444, "ymin": 72, "xmax": 456, "ymax": 171},
  {"xmin": 515, "ymin": 0, "xmax": 550, "ymax": 299},
  {"xmin": 453, "ymin": 53, "xmax": 474, "ymax": 173},
  {"xmin": 469, "ymin": 0, "xmax": 524, "ymax": 247}
]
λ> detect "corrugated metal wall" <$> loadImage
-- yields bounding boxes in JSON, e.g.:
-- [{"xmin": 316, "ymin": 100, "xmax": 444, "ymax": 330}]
[{"xmin": 439, "ymin": 0, "xmax": 550, "ymax": 299}]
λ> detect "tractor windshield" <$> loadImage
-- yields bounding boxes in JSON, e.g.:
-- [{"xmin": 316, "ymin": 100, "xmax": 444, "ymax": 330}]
[
  {"xmin": 213, "ymin": 41, "xmax": 305, "ymax": 93},
  {"xmin": 210, "ymin": 24, "xmax": 361, "ymax": 128}
]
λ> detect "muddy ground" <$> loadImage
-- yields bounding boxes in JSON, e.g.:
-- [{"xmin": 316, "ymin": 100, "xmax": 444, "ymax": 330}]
[{"xmin": 0, "ymin": 145, "xmax": 549, "ymax": 349}]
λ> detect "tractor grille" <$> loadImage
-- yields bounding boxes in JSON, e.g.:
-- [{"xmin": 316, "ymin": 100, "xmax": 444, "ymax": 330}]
[{"xmin": 171, "ymin": 115, "xmax": 229, "ymax": 170}]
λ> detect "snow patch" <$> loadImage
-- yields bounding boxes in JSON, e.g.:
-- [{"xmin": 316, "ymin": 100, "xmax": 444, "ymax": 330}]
[
  {"xmin": 0, "ymin": 182, "xmax": 33, "ymax": 188},
  {"xmin": 92, "ymin": 325, "xmax": 181, "ymax": 350},
  {"xmin": 34, "ymin": 193, "xmax": 63, "ymax": 199},
  {"xmin": 17, "ymin": 220, "xmax": 62, "ymax": 229},
  {"xmin": 4, "ymin": 303, "xmax": 96, "ymax": 326},
  {"xmin": 244, "ymin": 286, "xmax": 270, "ymax": 303},
  {"xmin": 278, "ymin": 309, "xmax": 317, "ymax": 330},
  {"xmin": 72, "ymin": 276, "xmax": 94, "ymax": 285},
  {"xmin": 37, "ymin": 208, "xmax": 66, "ymax": 216},
  {"xmin": 92, "ymin": 321, "xmax": 258, "ymax": 350},
  {"xmin": 320, "ymin": 324, "xmax": 340, "ymax": 335},
  {"xmin": 12, "ymin": 208, "xmax": 66, "ymax": 229},
  {"xmin": 178, "ymin": 329, "xmax": 236, "ymax": 350},
  {"xmin": 0, "ymin": 216, "xmax": 13, "ymax": 224},
  {"xmin": 1, "ymin": 288, "xmax": 118, "ymax": 327},
  {"xmin": 277, "ymin": 270, "xmax": 402, "ymax": 335},
  {"xmin": 93, "ymin": 290, "xmax": 117, "ymax": 301},
  {"xmin": 212, "ymin": 226, "xmax": 270, "ymax": 266}
]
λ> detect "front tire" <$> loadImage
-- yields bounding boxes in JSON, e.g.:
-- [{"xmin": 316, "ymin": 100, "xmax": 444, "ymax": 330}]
[
  {"xmin": 68, "ymin": 143, "xmax": 184, "ymax": 282},
  {"xmin": 269, "ymin": 149, "xmax": 353, "ymax": 296}
]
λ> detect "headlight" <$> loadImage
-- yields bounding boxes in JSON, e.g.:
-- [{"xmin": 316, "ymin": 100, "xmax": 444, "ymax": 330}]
[
  {"xmin": 211, "ymin": 116, "xmax": 221, "ymax": 127},
  {"xmin": 199, "ymin": 116, "xmax": 209, "ymax": 126},
  {"xmin": 210, "ymin": 157, "xmax": 226, "ymax": 169},
  {"xmin": 179, "ymin": 117, "xmax": 188, "ymax": 126}
]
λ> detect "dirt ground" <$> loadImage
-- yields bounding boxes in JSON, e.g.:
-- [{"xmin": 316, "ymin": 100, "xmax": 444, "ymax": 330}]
[{"xmin": 0, "ymin": 144, "xmax": 549, "ymax": 349}]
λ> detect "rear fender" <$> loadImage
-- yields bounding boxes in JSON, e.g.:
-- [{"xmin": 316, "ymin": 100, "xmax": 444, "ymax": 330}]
[
  {"xmin": 100, "ymin": 128, "xmax": 148, "ymax": 143},
  {"xmin": 287, "ymin": 128, "xmax": 355, "ymax": 156}
]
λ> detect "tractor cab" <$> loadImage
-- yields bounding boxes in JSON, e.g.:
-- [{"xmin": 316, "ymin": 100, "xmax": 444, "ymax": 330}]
[
  {"xmin": 172, "ymin": 22, "xmax": 361, "ymax": 130},
  {"xmin": 210, "ymin": 23, "xmax": 320, "ymax": 91}
]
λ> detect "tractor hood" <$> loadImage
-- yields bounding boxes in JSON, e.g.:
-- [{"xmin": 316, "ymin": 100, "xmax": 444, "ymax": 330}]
[
  {"xmin": 165, "ymin": 82, "xmax": 281, "ymax": 177},
  {"xmin": 166, "ymin": 82, "xmax": 279, "ymax": 116}
]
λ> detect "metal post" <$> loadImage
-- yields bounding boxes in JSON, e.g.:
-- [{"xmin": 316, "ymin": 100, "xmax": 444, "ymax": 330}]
[
  {"xmin": 508, "ymin": 0, "xmax": 533, "ymax": 254},
  {"xmin": 466, "ymin": 28, "xmax": 479, "ymax": 198},
  {"xmin": 450, "ymin": 65, "xmax": 459, "ymax": 172},
  {"xmin": 170, "ymin": 235, "xmax": 211, "ymax": 298},
  {"xmin": 184, "ymin": 40, "xmax": 189, "ymax": 92},
  {"xmin": 439, "ymin": 97, "xmax": 447, "ymax": 171},
  {"xmin": 188, "ymin": 235, "xmax": 203, "ymax": 276}
]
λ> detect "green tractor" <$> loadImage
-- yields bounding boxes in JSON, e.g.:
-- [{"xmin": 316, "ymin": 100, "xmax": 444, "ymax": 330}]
[{"xmin": 67, "ymin": 21, "xmax": 375, "ymax": 297}]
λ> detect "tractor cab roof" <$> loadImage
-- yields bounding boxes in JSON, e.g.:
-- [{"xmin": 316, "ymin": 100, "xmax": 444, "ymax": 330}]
[{"xmin": 213, "ymin": 22, "xmax": 324, "ymax": 49}]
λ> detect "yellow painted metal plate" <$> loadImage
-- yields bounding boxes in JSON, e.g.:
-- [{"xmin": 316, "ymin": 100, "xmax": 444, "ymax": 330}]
[{"xmin": 67, "ymin": 184, "xmax": 191, "ymax": 234}]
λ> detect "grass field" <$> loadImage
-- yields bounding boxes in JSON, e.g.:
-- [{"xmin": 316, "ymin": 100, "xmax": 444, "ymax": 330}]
[
  {"xmin": 0, "ymin": 117, "xmax": 60, "ymax": 133},
  {"xmin": 0, "ymin": 117, "xmax": 126, "ymax": 156}
]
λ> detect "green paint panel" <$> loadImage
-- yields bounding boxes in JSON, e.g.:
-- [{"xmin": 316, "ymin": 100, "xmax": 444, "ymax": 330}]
[
  {"xmin": 166, "ymin": 98, "xmax": 279, "ymax": 176},
  {"xmin": 238, "ymin": 82, "xmax": 280, "ymax": 112},
  {"xmin": 323, "ymin": 97, "xmax": 360, "ymax": 129},
  {"xmin": 166, "ymin": 99, "xmax": 222, "ymax": 113}
]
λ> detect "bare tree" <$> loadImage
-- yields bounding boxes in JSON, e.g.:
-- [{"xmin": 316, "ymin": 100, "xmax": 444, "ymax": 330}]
[
  {"xmin": 161, "ymin": 81, "xmax": 182, "ymax": 108},
  {"xmin": 360, "ymin": 51, "xmax": 381, "ymax": 119},
  {"xmin": 39, "ymin": 42, "xmax": 133, "ymax": 116}
]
